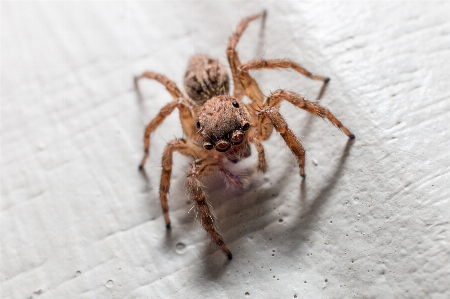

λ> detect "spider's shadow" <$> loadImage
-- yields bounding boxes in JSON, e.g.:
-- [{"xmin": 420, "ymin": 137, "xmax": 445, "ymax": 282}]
[
  {"xmin": 298, "ymin": 80, "xmax": 330, "ymax": 138},
  {"xmin": 285, "ymin": 138, "xmax": 355, "ymax": 253},
  {"xmin": 199, "ymin": 138, "xmax": 354, "ymax": 279},
  {"xmin": 138, "ymin": 167, "xmax": 150, "ymax": 189}
]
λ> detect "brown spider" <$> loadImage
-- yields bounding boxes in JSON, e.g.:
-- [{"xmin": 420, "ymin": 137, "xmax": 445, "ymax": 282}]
[{"xmin": 134, "ymin": 11, "xmax": 355, "ymax": 260}]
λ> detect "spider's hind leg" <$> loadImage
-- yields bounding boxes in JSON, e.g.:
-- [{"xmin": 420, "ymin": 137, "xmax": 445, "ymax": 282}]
[{"xmin": 258, "ymin": 106, "xmax": 307, "ymax": 177}]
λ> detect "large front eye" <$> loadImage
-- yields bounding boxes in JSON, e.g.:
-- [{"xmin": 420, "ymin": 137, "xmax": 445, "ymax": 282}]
[
  {"xmin": 196, "ymin": 121, "xmax": 201, "ymax": 129},
  {"xmin": 230, "ymin": 131, "xmax": 244, "ymax": 145},
  {"xmin": 242, "ymin": 123, "xmax": 250, "ymax": 131},
  {"xmin": 232, "ymin": 101, "xmax": 239, "ymax": 108},
  {"xmin": 203, "ymin": 142, "xmax": 213, "ymax": 150},
  {"xmin": 215, "ymin": 140, "xmax": 231, "ymax": 152}
]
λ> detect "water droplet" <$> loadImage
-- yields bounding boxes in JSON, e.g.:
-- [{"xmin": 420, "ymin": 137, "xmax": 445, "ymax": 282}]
[
  {"xmin": 175, "ymin": 242, "xmax": 186, "ymax": 254},
  {"xmin": 278, "ymin": 218, "xmax": 283, "ymax": 223},
  {"xmin": 312, "ymin": 158, "xmax": 318, "ymax": 166},
  {"xmin": 75, "ymin": 271, "xmax": 81, "ymax": 277},
  {"xmin": 106, "ymin": 280, "xmax": 114, "ymax": 288}
]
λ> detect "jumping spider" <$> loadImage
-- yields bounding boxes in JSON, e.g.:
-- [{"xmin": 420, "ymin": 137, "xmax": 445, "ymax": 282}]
[{"xmin": 134, "ymin": 11, "xmax": 355, "ymax": 260}]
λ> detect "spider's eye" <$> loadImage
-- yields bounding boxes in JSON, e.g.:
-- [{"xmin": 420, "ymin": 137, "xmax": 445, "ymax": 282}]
[
  {"xmin": 203, "ymin": 142, "xmax": 214, "ymax": 150},
  {"xmin": 231, "ymin": 131, "xmax": 244, "ymax": 145},
  {"xmin": 242, "ymin": 123, "xmax": 250, "ymax": 131},
  {"xmin": 232, "ymin": 101, "xmax": 239, "ymax": 108},
  {"xmin": 196, "ymin": 121, "xmax": 201, "ymax": 129},
  {"xmin": 215, "ymin": 140, "xmax": 231, "ymax": 152}
]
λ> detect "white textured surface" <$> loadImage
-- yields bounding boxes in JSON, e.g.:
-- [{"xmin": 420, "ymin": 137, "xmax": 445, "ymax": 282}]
[{"xmin": 1, "ymin": 1, "xmax": 449, "ymax": 298}]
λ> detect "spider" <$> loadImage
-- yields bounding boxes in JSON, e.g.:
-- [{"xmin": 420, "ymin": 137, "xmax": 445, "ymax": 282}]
[{"xmin": 134, "ymin": 11, "xmax": 355, "ymax": 260}]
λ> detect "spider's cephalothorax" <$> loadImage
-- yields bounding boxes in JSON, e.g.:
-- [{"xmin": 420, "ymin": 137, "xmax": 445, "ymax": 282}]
[
  {"xmin": 197, "ymin": 95, "xmax": 252, "ymax": 162},
  {"xmin": 134, "ymin": 11, "xmax": 355, "ymax": 261}
]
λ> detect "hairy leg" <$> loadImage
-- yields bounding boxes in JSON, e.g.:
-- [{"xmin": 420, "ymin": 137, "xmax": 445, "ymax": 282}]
[
  {"xmin": 226, "ymin": 11, "xmax": 273, "ymax": 142},
  {"xmin": 160, "ymin": 139, "xmax": 205, "ymax": 229},
  {"xmin": 135, "ymin": 71, "xmax": 184, "ymax": 99},
  {"xmin": 238, "ymin": 58, "xmax": 331, "ymax": 140},
  {"xmin": 135, "ymin": 72, "xmax": 197, "ymax": 168},
  {"xmin": 227, "ymin": 11, "xmax": 267, "ymax": 103},
  {"xmin": 266, "ymin": 90, "xmax": 355, "ymax": 139},
  {"xmin": 249, "ymin": 136, "xmax": 267, "ymax": 173},
  {"xmin": 239, "ymin": 58, "xmax": 330, "ymax": 101},
  {"xmin": 259, "ymin": 106, "xmax": 307, "ymax": 177},
  {"xmin": 187, "ymin": 159, "xmax": 233, "ymax": 260},
  {"xmin": 239, "ymin": 58, "xmax": 329, "ymax": 83}
]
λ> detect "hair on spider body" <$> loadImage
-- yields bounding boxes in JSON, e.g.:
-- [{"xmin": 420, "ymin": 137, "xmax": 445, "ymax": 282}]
[{"xmin": 134, "ymin": 11, "xmax": 355, "ymax": 260}]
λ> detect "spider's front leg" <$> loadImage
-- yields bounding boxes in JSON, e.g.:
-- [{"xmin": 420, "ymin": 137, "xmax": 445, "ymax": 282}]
[
  {"xmin": 134, "ymin": 72, "xmax": 197, "ymax": 169},
  {"xmin": 159, "ymin": 139, "xmax": 204, "ymax": 229},
  {"xmin": 187, "ymin": 159, "xmax": 233, "ymax": 260},
  {"xmin": 237, "ymin": 59, "xmax": 333, "ymax": 140},
  {"xmin": 249, "ymin": 136, "xmax": 267, "ymax": 173},
  {"xmin": 258, "ymin": 107, "xmax": 307, "ymax": 177},
  {"xmin": 259, "ymin": 90, "xmax": 355, "ymax": 177}
]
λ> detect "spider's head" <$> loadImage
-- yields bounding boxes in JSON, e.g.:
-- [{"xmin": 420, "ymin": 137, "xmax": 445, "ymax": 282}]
[
  {"xmin": 184, "ymin": 54, "xmax": 230, "ymax": 105},
  {"xmin": 196, "ymin": 95, "xmax": 251, "ymax": 152}
]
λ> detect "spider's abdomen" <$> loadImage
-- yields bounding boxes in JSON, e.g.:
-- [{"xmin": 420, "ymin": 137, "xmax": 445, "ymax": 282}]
[{"xmin": 184, "ymin": 54, "xmax": 230, "ymax": 105}]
